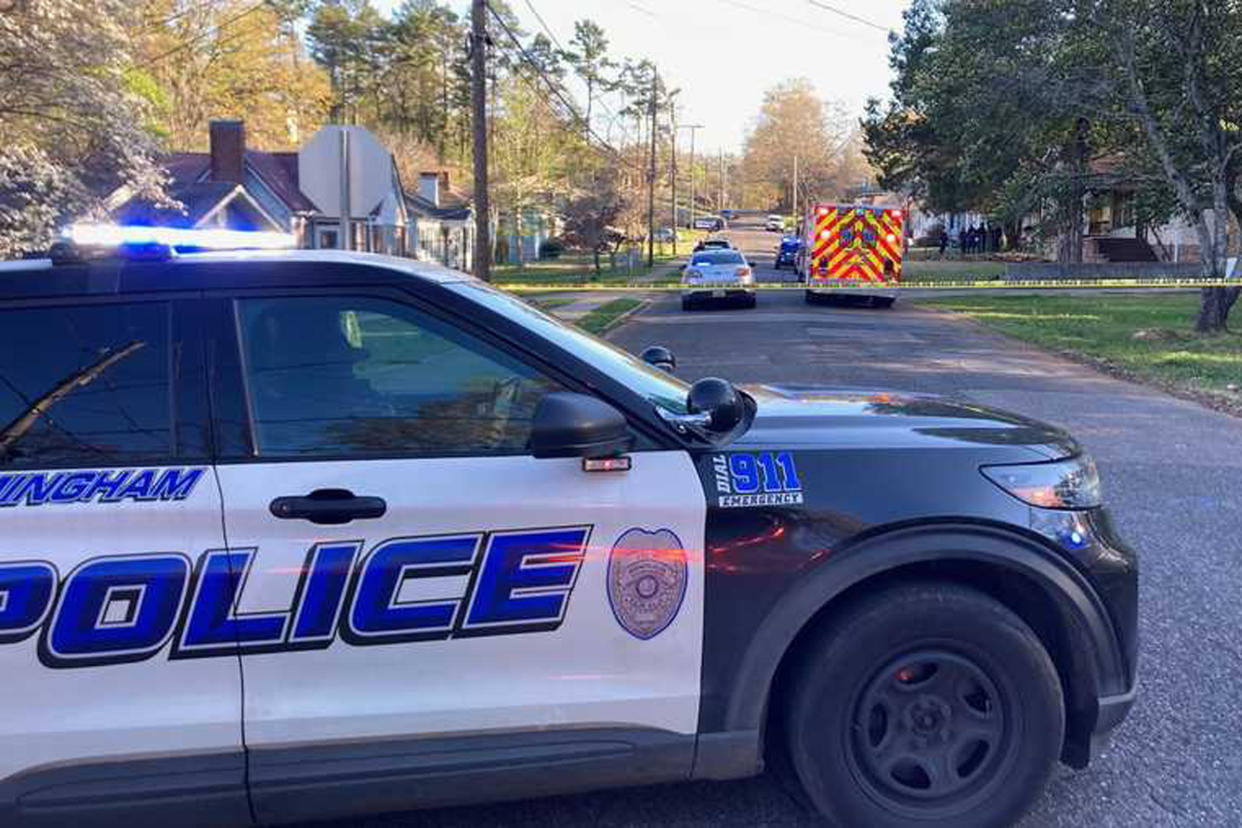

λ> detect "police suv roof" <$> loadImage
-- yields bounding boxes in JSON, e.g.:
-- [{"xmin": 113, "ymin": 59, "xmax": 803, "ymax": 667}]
[{"xmin": 0, "ymin": 248, "xmax": 475, "ymax": 300}]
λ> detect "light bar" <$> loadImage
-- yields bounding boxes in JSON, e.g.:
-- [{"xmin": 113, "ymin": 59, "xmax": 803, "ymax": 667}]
[{"xmin": 66, "ymin": 224, "xmax": 296, "ymax": 251}]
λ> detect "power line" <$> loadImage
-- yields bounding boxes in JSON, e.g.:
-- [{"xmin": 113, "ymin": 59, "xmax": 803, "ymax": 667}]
[
  {"xmin": 806, "ymin": 0, "xmax": 890, "ymax": 33},
  {"xmin": 140, "ymin": 1, "xmax": 268, "ymax": 67},
  {"xmin": 485, "ymin": 2, "xmax": 631, "ymax": 163},
  {"xmin": 515, "ymin": 0, "xmax": 640, "ymax": 150},
  {"xmin": 715, "ymin": 0, "xmax": 853, "ymax": 40},
  {"xmin": 522, "ymin": 0, "xmax": 565, "ymax": 53}
]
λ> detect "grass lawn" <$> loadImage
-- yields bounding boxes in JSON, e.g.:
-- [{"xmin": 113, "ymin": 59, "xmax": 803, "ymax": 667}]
[
  {"xmin": 494, "ymin": 246, "xmax": 687, "ymax": 285},
  {"xmin": 903, "ymin": 258, "xmax": 1007, "ymax": 282},
  {"xmin": 575, "ymin": 297, "xmax": 643, "ymax": 335},
  {"xmin": 494, "ymin": 229, "xmax": 699, "ymax": 285},
  {"xmin": 921, "ymin": 292, "xmax": 1242, "ymax": 405}
]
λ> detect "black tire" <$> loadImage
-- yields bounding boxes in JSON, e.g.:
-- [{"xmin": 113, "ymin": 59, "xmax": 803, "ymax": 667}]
[
  {"xmin": 873, "ymin": 296, "xmax": 896, "ymax": 309},
  {"xmin": 784, "ymin": 583, "xmax": 1063, "ymax": 828},
  {"xmin": 681, "ymin": 296, "xmax": 694, "ymax": 311},
  {"xmin": 740, "ymin": 293, "xmax": 757, "ymax": 309},
  {"xmin": 805, "ymin": 290, "xmax": 818, "ymax": 304}
]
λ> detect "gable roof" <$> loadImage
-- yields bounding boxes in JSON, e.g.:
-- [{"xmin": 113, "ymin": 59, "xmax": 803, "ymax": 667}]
[
  {"xmin": 111, "ymin": 147, "xmax": 317, "ymax": 229},
  {"xmin": 404, "ymin": 190, "xmax": 471, "ymax": 222}
]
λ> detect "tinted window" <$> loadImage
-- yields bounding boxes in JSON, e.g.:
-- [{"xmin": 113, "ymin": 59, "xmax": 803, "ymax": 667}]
[
  {"xmin": 445, "ymin": 283, "xmax": 690, "ymax": 414},
  {"xmin": 691, "ymin": 251, "xmax": 744, "ymax": 266},
  {"xmin": 0, "ymin": 303, "xmax": 172, "ymax": 468},
  {"xmin": 237, "ymin": 296, "xmax": 563, "ymax": 457}
]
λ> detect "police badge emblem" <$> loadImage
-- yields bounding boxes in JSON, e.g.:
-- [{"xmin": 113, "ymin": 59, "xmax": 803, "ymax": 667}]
[{"xmin": 607, "ymin": 528, "xmax": 688, "ymax": 640}]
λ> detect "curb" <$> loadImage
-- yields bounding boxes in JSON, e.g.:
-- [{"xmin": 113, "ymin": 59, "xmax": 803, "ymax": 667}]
[{"xmin": 600, "ymin": 296, "xmax": 653, "ymax": 335}]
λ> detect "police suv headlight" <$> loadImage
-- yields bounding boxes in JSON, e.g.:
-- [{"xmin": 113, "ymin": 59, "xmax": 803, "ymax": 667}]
[{"xmin": 981, "ymin": 455, "xmax": 1101, "ymax": 510}]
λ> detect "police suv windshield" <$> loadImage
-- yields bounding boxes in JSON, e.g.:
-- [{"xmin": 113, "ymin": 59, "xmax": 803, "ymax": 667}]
[{"xmin": 447, "ymin": 282, "xmax": 691, "ymax": 414}]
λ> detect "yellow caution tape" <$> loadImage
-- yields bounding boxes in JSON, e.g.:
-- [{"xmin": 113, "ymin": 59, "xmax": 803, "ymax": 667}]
[{"xmin": 496, "ymin": 278, "xmax": 1242, "ymax": 292}]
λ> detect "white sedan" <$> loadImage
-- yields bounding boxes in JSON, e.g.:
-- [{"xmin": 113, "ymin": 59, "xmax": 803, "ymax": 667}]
[{"xmin": 681, "ymin": 248, "xmax": 756, "ymax": 310}]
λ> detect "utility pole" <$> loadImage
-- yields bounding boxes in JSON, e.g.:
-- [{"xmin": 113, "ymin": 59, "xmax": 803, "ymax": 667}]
[
  {"xmin": 679, "ymin": 123, "xmax": 702, "ymax": 230},
  {"xmin": 792, "ymin": 153, "xmax": 799, "ymax": 222},
  {"xmin": 669, "ymin": 103, "xmax": 678, "ymax": 257},
  {"xmin": 470, "ymin": 0, "xmax": 491, "ymax": 281},
  {"xmin": 646, "ymin": 69, "xmax": 657, "ymax": 268},
  {"xmin": 718, "ymin": 149, "xmax": 725, "ymax": 212}
]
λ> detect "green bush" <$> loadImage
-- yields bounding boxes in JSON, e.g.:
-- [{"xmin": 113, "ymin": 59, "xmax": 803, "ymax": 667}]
[{"xmin": 539, "ymin": 237, "xmax": 566, "ymax": 260}]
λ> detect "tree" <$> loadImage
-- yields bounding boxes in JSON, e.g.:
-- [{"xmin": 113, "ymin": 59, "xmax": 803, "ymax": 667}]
[
  {"xmin": 307, "ymin": 0, "xmax": 385, "ymax": 124},
  {"xmin": 492, "ymin": 74, "xmax": 587, "ymax": 267},
  {"xmin": 563, "ymin": 167, "xmax": 626, "ymax": 276},
  {"xmin": 862, "ymin": 0, "xmax": 1112, "ymax": 258},
  {"xmin": 130, "ymin": 0, "xmax": 331, "ymax": 150},
  {"xmin": 0, "ymin": 0, "xmax": 165, "ymax": 256},
  {"xmin": 742, "ymin": 79, "xmax": 862, "ymax": 210},
  {"xmin": 561, "ymin": 20, "xmax": 614, "ymax": 134},
  {"xmin": 1087, "ymin": 0, "xmax": 1242, "ymax": 332}
]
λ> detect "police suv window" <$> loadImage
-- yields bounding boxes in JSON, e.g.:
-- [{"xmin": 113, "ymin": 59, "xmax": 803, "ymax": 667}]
[
  {"xmin": 0, "ymin": 302, "xmax": 173, "ymax": 468},
  {"xmin": 236, "ymin": 296, "xmax": 563, "ymax": 457}
]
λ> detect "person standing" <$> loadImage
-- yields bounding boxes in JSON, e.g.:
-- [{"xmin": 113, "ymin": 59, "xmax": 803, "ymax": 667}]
[
  {"xmin": 958, "ymin": 226, "xmax": 967, "ymax": 258},
  {"xmin": 939, "ymin": 228, "xmax": 949, "ymax": 256}
]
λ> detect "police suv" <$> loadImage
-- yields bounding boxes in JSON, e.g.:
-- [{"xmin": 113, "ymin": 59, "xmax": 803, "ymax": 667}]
[{"xmin": 0, "ymin": 229, "xmax": 1136, "ymax": 828}]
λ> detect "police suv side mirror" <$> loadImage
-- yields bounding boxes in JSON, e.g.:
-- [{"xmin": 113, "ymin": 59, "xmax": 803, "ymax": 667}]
[
  {"xmin": 529, "ymin": 392, "xmax": 632, "ymax": 459},
  {"xmin": 687, "ymin": 377, "xmax": 745, "ymax": 433},
  {"xmin": 640, "ymin": 345, "xmax": 676, "ymax": 373}
]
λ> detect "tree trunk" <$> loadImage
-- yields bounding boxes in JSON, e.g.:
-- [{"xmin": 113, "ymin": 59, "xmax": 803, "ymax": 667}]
[
  {"xmin": 1193, "ymin": 177, "xmax": 1233, "ymax": 333},
  {"xmin": 593, "ymin": 245, "xmax": 601, "ymax": 277},
  {"xmin": 1003, "ymin": 220, "xmax": 1021, "ymax": 252},
  {"xmin": 1058, "ymin": 118, "xmax": 1088, "ymax": 265},
  {"xmin": 1195, "ymin": 286, "xmax": 1241, "ymax": 333},
  {"xmin": 515, "ymin": 204, "xmax": 524, "ymax": 270}
]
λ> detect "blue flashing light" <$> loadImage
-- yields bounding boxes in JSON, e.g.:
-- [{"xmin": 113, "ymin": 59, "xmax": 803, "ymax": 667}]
[{"xmin": 66, "ymin": 224, "xmax": 296, "ymax": 253}]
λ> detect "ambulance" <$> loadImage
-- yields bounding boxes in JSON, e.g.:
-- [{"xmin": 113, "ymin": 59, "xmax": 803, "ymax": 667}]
[{"xmin": 797, "ymin": 202, "xmax": 904, "ymax": 307}]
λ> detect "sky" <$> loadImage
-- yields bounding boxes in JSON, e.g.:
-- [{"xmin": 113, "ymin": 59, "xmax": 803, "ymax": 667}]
[{"xmin": 372, "ymin": 0, "xmax": 911, "ymax": 155}]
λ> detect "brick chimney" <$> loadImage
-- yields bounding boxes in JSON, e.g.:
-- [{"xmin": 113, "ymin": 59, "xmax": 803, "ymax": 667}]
[{"xmin": 209, "ymin": 120, "xmax": 245, "ymax": 184}]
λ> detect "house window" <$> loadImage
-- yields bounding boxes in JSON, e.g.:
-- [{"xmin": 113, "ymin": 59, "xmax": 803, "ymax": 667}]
[{"xmin": 318, "ymin": 229, "xmax": 339, "ymax": 249}]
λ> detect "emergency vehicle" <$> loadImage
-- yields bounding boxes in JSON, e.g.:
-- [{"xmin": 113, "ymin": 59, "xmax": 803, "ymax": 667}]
[
  {"xmin": 798, "ymin": 202, "xmax": 904, "ymax": 307},
  {"xmin": 0, "ymin": 227, "xmax": 1136, "ymax": 827}
]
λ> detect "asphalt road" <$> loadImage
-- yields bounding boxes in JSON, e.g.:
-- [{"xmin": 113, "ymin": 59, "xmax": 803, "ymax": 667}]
[{"xmin": 314, "ymin": 219, "xmax": 1242, "ymax": 827}]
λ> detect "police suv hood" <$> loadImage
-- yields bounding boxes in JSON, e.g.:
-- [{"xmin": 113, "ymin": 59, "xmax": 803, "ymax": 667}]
[{"xmin": 734, "ymin": 384, "xmax": 1078, "ymax": 460}]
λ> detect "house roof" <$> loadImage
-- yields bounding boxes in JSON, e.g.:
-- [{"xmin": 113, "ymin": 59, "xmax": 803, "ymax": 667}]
[
  {"xmin": 246, "ymin": 151, "xmax": 316, "ymax": 213},
  {"xmin": 112, "ymin": 148, "xmax": 317, "ymax": 228},
  {"xmin": 112, "ymin": 181, "xmax": 240, "ymax": 226},
  {"xmin": 404, "ymin": 190, "xmax": 471, "ymax": 222}
]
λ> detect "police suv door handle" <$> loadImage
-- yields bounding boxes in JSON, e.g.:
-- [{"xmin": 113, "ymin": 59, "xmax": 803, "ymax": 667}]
[{"xmin": 269, "ymin": 489, "xmax": 388, "ymax": 525}]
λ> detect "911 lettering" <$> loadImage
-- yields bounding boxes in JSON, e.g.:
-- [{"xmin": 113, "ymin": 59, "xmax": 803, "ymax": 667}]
[
  {"xmin": 717, "ymin": 452, "xmax": 804, "ymax": 508},
  {"xmin": 12, "ymin": 525, "xmax": 590, "ymax": 669}
]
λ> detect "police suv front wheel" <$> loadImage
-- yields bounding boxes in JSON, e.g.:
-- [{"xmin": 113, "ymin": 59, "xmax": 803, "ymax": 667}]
[{"xmin": 784, "ymin": 583, "xmax": 1063, "ymax": 828}]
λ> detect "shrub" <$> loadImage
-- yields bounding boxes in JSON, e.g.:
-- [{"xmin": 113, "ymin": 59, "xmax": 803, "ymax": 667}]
[{"xmin": 539, "ymin": 237, "xmax": 566, "ymax": 259}]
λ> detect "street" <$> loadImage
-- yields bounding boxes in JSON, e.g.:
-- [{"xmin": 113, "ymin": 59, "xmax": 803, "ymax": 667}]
[{"xmin": 303, "ymin": 218, "xmax": 1242, "ymax": 827}]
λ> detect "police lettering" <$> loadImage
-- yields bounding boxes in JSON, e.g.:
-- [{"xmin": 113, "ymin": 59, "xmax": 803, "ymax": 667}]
[{"xmin": 0, "ymin": 525, "xmax": 591, "ymax": 669}]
